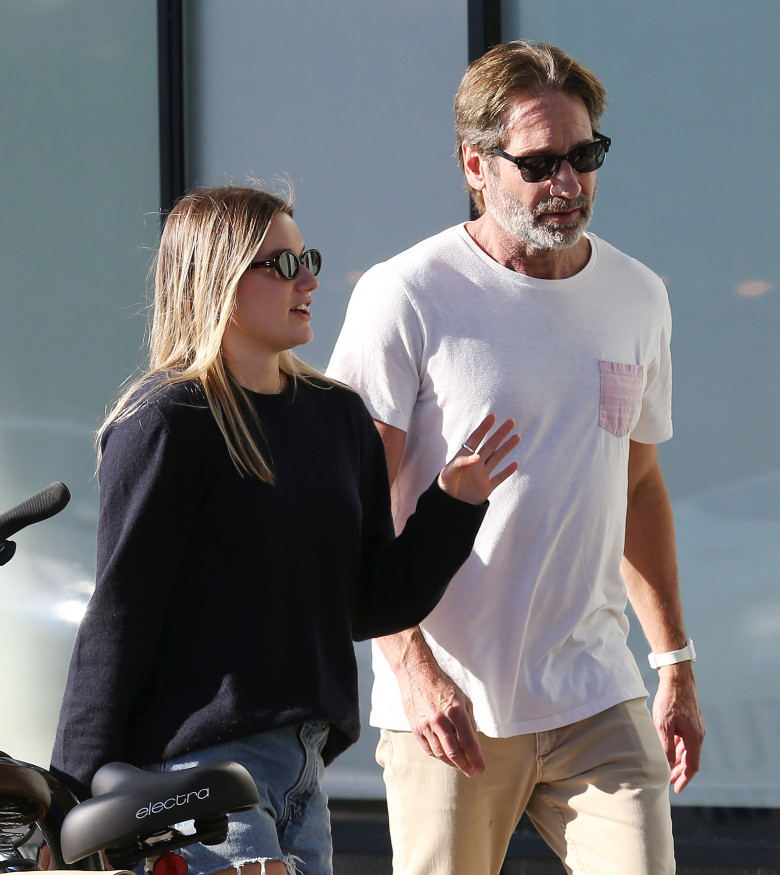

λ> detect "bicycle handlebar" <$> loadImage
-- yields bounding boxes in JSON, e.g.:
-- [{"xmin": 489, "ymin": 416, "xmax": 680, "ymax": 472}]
[{"xmin": 0, "ymin": 482, "xmax": 71, "ymax": 544}]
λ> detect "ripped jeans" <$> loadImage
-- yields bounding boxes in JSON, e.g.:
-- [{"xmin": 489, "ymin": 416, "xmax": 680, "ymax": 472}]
[{"xmin": 145, "ymin": 723, "xmax": 332, "ymax": 875}]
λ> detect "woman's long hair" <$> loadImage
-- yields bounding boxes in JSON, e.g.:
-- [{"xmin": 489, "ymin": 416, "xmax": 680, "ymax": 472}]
[{"xmin": 99, "ymin": 185, "xmax": 331, "ymax": 483}]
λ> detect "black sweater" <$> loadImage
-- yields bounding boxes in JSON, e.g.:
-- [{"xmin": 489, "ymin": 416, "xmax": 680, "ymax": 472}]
[{"xmin": 50, "ymin": 377, "xmax": 486, "ymax": 799}]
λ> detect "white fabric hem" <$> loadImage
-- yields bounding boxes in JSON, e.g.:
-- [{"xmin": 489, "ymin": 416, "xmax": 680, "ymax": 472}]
[
  {"xmin": 370, "ymin": 685, "xmax": 650, "ymax": 738},
  {"xmin": 226, "ymin": 855, "xmax": 303, "ymax": 875}
]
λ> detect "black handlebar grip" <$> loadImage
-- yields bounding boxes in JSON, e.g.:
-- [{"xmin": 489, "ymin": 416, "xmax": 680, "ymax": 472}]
[{"xmin": 0, "ymin": 481, "xmax": 71, "ymax": 543}]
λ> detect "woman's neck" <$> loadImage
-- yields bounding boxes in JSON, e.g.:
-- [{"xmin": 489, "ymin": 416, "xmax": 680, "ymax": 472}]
[{"xmin": 224, "ymin": 353, "xmax": 285, "ymax": 394}]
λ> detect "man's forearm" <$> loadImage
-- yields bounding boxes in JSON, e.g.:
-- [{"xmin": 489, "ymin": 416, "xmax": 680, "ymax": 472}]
[
  {"xmin": 623, "ymin": 442, "xmax": 704, "ymax": 792},
  {"xmin": 623, "ymin": 442, "xmax": 687, "ymax": 650},
  {"xmin": 622, "ymin": 504, "xmax": 686, "ymax": 652},
  {"xmin": 376, "ymin": 626, "xmax": 437, "ymax": 675},
  {"xmin": 376, "ymin": 625, "xmax": 456, "ymax": 700}
]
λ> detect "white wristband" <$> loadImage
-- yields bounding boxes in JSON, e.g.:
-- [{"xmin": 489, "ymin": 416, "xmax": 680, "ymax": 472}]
[{"xmin": 648, "ymin": 638, "xmax": 696, "ymax": 669}]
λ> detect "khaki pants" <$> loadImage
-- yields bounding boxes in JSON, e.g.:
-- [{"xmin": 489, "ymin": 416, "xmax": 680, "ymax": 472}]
[{"xmin": 376, "ymin": 698, "xmax": 674, "ymax": 875}]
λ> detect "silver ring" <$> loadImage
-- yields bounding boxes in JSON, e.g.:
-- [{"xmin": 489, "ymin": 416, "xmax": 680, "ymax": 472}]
[{"xmin": 461, "ymin": 442, "xmax": 477, "ymax": 454}]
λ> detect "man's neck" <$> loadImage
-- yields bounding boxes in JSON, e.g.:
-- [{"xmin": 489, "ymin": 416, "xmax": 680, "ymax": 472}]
[{"xmin": 465, "ymin": 215, "xmax": 591, "ymax": 280}]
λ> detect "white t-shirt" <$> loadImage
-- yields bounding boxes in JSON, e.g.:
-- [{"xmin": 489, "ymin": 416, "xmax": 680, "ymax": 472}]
[{"xmin": 327, "ymin": 225, "xmax": 673, "ymax": 736}]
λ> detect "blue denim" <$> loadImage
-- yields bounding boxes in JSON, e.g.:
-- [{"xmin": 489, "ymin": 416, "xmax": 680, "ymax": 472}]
[{"xmin": 145, "ymin": 722, "xmax": 332, "ymax": 875}]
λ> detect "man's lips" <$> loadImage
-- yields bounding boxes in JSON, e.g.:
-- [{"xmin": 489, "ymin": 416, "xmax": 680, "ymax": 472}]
[
  {"xmin": 535, "ymin": 197, "xmax": 589, "ymax": 225},
  {"xmin": 541, "ymin": 208, "xmax": 580, "ymax": 222}
]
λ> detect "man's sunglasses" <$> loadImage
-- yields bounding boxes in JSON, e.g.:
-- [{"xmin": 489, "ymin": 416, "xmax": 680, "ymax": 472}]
[
  {"xmin": 248, "ymin": 248, "xmax": 322, "ymax": 280},
  {"xmin": 490, "ymin": 133, "xmax": 611, "ymax": 183}
]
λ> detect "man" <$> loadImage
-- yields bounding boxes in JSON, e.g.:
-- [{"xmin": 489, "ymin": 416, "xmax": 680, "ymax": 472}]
[{"xmin": 328, "ymin": 41, "xmax": 704, "ymax": 875}]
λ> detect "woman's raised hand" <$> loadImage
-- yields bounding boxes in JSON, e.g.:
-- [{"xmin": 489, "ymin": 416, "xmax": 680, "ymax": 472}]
[{"xmin": 438, "ymin": 414, "xmax": 521, "ymax": 505}]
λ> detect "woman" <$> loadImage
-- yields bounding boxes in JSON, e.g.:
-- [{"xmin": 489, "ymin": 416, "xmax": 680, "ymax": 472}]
[{"xmin": 50, "ymin": 185, "xmax": 519, "ymax": 875}]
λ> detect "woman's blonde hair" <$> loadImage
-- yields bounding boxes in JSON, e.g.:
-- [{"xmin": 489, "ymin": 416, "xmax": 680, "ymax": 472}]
[{"xmin": 99, "ymin": 184, "xmax": 330, "ymax": 483}]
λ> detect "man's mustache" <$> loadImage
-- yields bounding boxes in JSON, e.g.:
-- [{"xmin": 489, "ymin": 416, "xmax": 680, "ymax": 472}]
[{"xmin": 534, "ymin": 196, "xmax": 591, "ymax": 216}]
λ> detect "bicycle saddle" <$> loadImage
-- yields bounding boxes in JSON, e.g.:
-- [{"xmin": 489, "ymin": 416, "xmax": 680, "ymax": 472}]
[
  {"xmin": 0, "ymin": 759, "xmax": 51, "ymax": 824},
  {"xmin": 60, "ymin": 760, "xmax": 259, "ymax": 866}
]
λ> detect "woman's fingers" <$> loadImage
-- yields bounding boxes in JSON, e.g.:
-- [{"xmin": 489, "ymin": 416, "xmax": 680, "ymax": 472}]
[
  {"xmin": 440, "ymin": 414, "xmax": 521, "ymax": 504},
  {"xmin": 487, "ymin": 458, "xmax": 519, "ymax": 489},
  {"xmin": 484, "ymin": 428, "xmax": 522, "ymax": 471},
  {"xmin": 481, "ymin": 418, "xmax": 519, "ymax": 460},
  {"xmin": 460, "ymin": 413, "xmax": 497, "ymax": 455},
  {"xmin": 461, "ymin": 417, "xmax": 519, "ymax": 463}
]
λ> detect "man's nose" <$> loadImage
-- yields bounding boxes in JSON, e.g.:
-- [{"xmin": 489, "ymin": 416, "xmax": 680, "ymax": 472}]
[{"xmin": 549, "ymin": 160, "xmax": 582, "ymax": 198}]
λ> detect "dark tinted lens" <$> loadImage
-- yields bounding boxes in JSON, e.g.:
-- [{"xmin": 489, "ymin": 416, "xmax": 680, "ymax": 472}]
[
  {"xmin": 568, "ymin": 141, "xmax": 605, "ymax": 174},
  {"xmin": 302, "ymin": 249, "xmax": 322, "ymax": 276},
  {"xmin": 277, "ymin": 250, "xmax": 300, "ymax": 279},
  {"xmin": 519, "ymin": 155, "xmax": 558, "ymax": 183},
  {"xmin": 518, "ymin": 140, "xmax": 606, "ymax": 182}
]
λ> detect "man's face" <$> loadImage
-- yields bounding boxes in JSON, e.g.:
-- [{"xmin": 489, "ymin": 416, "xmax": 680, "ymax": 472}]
[{"xmin": 483, "ymin": 89, "xmax": 598, "ymax": 252}]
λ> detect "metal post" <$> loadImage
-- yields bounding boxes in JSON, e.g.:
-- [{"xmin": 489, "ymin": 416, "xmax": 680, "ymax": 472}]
[{"xmin": 157, "ymin": 0, "xmax": 185, "ymax": 219}]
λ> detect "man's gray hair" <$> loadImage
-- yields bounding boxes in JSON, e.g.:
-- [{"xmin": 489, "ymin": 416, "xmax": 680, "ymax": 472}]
[{"xmin": 454, "ymin": 41, "xmax": 607, "ymax": 213}]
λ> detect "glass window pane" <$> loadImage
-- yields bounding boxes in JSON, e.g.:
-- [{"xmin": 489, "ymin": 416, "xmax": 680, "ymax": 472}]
[
  {"xmin": 503, "ymin": 0, "xmax": 780, "ymax": 808},
  {"xmin": 0, "ymin": 0, "xmax": 159, "ymax": 766},
  {"xmin": 184, "ymin": 0, "xmax": 469, "ymax": 799}
]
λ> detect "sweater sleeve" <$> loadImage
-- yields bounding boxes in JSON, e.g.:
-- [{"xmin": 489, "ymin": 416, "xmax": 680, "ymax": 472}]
[
  {"xmin": 50, "ymin": 399, "xmax": 210, "ymax": 798},
  {"xmin": 351, "ymin": 416, "xmax": 487, "ymax": 641}
]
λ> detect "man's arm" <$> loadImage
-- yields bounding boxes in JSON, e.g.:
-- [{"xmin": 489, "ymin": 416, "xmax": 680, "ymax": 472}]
[
  {"xmin": 373, "ymin": 420, "xmax": 406, "ymax": 484},
  {"xmin": 373, "ymin": 420, "xmax": 486, "ymax": 776},
  {"xmin": 622, "ymin": 440, "xmax": 705, "ymax": 793}
]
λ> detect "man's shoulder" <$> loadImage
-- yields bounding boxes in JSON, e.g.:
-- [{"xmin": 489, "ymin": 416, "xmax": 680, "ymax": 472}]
[
  {"xmin": 360, "ymin": 225, "xmax": 465, "ymax": 286},
  {"xmin": 389, "ymin": 224, "xmax": 464, "ymax": 261},
  {"xmin": 590, "ymin": 234, "xmax": 665, "ymax": 288},
  {"xmin": 392, "ymin": 224, "xmax": 468, "ymax": 272}
]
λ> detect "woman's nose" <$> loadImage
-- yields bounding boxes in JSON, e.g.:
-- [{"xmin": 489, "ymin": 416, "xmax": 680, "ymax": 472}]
[{"xmin": 296, "ymin": 267, "xmax": 319, "ymax": 292}]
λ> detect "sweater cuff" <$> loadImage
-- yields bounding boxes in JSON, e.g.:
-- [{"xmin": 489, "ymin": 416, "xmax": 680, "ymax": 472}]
[{"xmin": 420, "ymin": 476, "xmax": 489, "ymax": 532}]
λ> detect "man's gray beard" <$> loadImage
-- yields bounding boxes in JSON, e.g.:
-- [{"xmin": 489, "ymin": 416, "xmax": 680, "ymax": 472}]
[{"xmin": 486, "ymin": 171, "xmax": 595, "ymax": 251}]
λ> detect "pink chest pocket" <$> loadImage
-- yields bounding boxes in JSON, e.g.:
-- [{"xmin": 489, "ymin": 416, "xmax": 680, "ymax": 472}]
[{"xmin": 599, "ymin": 361, "xmax": 644, "ymax": 438}]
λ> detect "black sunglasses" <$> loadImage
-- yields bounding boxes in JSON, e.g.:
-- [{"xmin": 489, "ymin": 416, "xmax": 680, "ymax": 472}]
[
  {"xmin": 490, "ymin": 133, "xmax": 611, "ymax": 183},
  {"xmin": 248, "ymin": 248, "xmax": 322, "ymax": 279}
]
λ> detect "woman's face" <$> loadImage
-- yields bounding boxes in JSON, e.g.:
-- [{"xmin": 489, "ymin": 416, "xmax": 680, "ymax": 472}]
[{"xmin": 222, "ymin": 212, "xmax": 318, "ymax": 366}]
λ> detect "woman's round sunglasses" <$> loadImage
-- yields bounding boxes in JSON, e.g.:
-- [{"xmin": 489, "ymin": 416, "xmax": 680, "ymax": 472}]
[
  {"xmin": 248, "ymin": 248, "xmax": 322, "ymax": 280},
  {"xmin": 490, "ymin": 132, "xmax": 611, "ymax": 183}
]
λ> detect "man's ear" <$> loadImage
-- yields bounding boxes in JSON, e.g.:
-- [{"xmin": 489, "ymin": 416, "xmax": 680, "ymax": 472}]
[{"xmin": 462, "ymin": 142, "xmax": 488, "ymax": 194}]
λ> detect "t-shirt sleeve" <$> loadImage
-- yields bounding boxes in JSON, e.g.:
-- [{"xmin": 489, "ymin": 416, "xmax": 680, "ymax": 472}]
[
  {"xmin": 632, "ymin": 279, "xmax": 673, "ymax": 444},
  {"xmin": 327, "ymin": 263, "xmax": 423, "ymax": 433}
]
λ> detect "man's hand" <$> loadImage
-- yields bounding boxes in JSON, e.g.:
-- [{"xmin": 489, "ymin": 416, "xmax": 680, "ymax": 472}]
[
  {"xmin": 374, "ymin": 418, "xmax": 506, "ymax": 778},
  {"xmin": 399, "ymin": 655, "xmax": 486, "ymax": 777},
  {"xmin": 652, "ymin": 663, "xmax": 705, "ymax": 793},
  {"xmin": 377, "ymin": 627, "xmax": 486, "ymax": 777}
]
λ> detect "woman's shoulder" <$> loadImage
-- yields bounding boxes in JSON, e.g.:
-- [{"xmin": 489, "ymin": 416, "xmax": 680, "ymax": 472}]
[
  {"xmin": 146, "ymin": 377, "xmax": 208, "ymax": 416},
  {"xmin": 104, "ymin": 377, "xmax": 211, "ymax": 446},
  {"xmin": 99, "ymin": 378, "xmax": 221, "ymax": 498},
  {"xmin": 300, "ymin": 375, "xmax": 371, "ymax": 422},
  {"xmin": 300, "ymin": 379, "xmax": 383, "ymax": 467}
]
